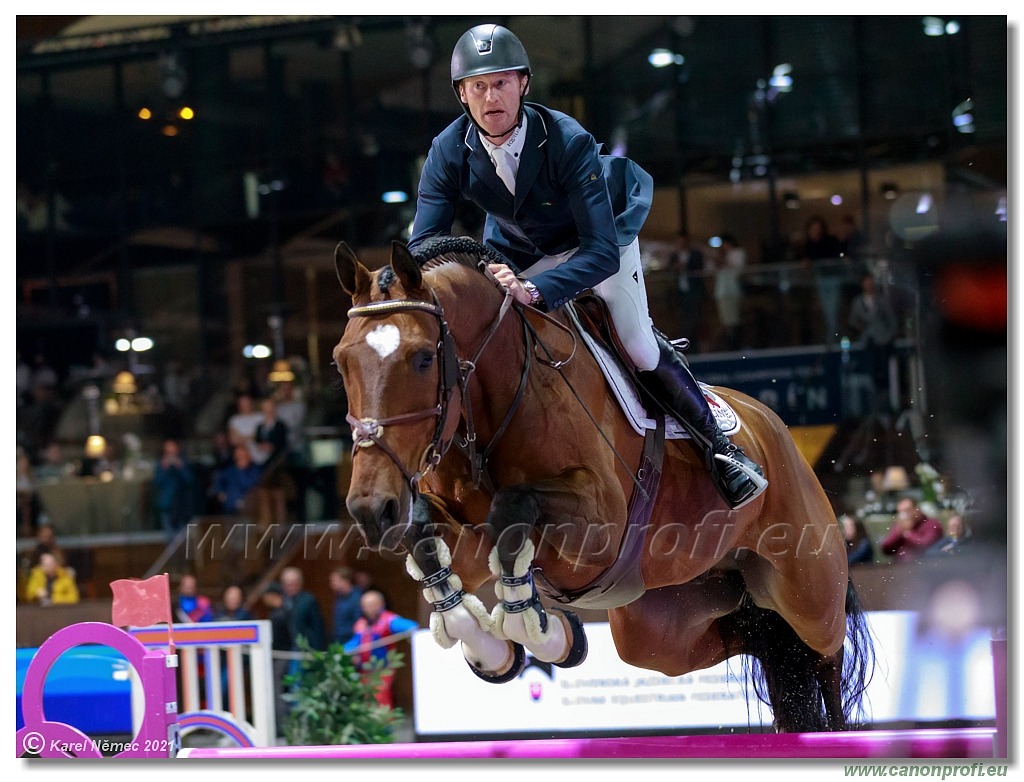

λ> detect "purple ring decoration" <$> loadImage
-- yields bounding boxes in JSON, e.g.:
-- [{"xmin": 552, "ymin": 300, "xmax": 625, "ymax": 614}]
[{"xmin": 16, "ymin": 621, "xmax": 179, "ymax": 759}]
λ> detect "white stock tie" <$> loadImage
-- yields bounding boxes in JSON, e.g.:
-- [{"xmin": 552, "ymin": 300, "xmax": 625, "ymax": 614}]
[{"xmin": 493, "ymin": 147, "xmax": 517, "ymax": 195}]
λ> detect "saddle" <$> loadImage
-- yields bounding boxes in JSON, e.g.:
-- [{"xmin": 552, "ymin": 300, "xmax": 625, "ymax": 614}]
[{"xmin": 564, "ymin": 295, "xmax": 740, "ymax": 439}]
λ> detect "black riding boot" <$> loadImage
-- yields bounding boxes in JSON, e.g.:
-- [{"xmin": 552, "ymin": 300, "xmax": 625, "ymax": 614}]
[{"xmin": 638, "ymin": 336, "xmax": 768, "ymax": 509}]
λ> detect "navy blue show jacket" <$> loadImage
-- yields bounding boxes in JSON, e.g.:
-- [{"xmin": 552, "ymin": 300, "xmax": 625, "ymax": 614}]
[{"xmin": 408, "ymin": 103, "xmax": 654, "ymax": 311}]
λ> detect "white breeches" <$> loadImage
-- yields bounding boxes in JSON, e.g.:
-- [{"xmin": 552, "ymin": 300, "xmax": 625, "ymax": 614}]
[{"xmin": 521, "ymin": 237, "xmax": 661, "ymax": 371}]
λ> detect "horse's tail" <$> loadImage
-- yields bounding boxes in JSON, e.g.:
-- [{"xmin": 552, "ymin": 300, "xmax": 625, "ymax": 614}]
[
  {"xmin": 840, "ymin": 578, "xmax": 876, "ymax": 727},
  {"xmin": 721, "ymin": 578, "xmax": 875, "ymax": 732}
]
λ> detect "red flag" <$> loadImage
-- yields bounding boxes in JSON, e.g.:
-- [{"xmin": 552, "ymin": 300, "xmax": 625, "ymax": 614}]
[{"xmin": 111, "ymin": 574, "xmax": 172, "ymax": 628}]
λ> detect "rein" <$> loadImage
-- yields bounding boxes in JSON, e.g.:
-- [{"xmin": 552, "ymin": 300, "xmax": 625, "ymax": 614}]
[{"xmin": 345, "ymin": 264, "xmax": 645, "ymax": 499}]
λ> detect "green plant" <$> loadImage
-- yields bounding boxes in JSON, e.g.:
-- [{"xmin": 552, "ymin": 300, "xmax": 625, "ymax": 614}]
[{"xmin": 282, "ymin": 638, "xmax": 405, "ymax": 745}]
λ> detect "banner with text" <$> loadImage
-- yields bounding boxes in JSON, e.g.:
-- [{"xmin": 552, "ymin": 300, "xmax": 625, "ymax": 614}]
[{"xmin": 412, "ymin": 611, "xmax": 995, "ymax": 737}]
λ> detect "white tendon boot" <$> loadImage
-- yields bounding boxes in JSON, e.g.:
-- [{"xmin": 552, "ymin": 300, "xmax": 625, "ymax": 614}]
[
  {"xmin": 489, "ymin": 540, "xmax": 571, "ymax": 663},
  {"xmin": 405, "ymin": 542, "xmax": 516, "ymax": 676}
]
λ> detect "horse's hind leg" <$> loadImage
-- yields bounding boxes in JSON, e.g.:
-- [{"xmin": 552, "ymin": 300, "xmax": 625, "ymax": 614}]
[
  {"xmin": 817, "ymin": 647, "xmax": 847, "ymax": 731},
  {"xmin": 716, "ymin": 596, "xmax": 830, "ymax": 732},
  {"xmin": 404, "ymin": 494, "xmax": 525, "ymax": 682},
  {"xmin": 735, "ymin": 526, "xmax": 853, "ymax": 730}
]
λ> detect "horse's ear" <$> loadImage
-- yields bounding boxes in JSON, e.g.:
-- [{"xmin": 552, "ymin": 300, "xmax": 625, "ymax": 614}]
[
  {"xmin": 390, "ymin": 241, "xmax": 423, "ymax": 291},
  {"xmin": 335, "ymin": 242, "xmax": 371, "ymax": 298}
]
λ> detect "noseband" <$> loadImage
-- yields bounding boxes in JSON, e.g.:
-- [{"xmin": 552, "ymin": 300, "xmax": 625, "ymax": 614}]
[{"xmin": 345, "ymin": 288, "xmax": 515, "ymax": 491}]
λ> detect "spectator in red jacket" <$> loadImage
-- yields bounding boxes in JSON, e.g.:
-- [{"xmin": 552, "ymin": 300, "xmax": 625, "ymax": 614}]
[{"xmin": 880, "ymin": 497, "xmax": 943, "ymax": 562}]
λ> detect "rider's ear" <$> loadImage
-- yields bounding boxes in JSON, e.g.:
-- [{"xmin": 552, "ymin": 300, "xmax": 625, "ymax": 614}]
[
  {"xmin": 335, "ymin": 242, "xmax": 371, "ymax": 299},
  {"xmin": 391, "ymin": 241, "xmax": 424, "ymax": 292}
]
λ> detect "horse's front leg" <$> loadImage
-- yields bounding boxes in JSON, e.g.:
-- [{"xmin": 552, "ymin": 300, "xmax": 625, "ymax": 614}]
[
  {"xmin": 403, "ymin": 494, "xmax": 525, "ymax": 682},
  {"xmin": 486, "ymin": 478, "xmax": 595, "ymax": 669}
]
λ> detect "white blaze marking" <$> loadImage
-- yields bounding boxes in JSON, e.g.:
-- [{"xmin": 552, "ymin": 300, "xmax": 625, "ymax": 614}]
[{"xmin": 365, "ymin": 324, "xmax": 401, "ymax": 359}]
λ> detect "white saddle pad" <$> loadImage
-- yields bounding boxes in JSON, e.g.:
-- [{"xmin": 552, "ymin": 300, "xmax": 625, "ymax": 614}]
[{"xmin": 577, "ymin": 326, "xmax": 741, "ymax": 440}]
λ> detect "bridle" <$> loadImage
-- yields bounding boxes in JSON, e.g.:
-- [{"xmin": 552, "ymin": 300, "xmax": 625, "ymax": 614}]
[
  {"xmin": 344, "ymin": 265, "xmax": 656, "ymax": 505},
  {"xmin": 344, "ymin": 282, "xmax": 522, "ymax": 492}
]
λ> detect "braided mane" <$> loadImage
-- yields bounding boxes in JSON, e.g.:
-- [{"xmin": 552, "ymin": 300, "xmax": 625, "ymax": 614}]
[{"xmin": 413, "ymin": 236, "xmax": 509, "ymax": 273}]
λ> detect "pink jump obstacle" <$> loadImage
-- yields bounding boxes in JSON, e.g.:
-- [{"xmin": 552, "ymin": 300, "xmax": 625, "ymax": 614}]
[
  {"xmin": 178, "ymin": 728, "xmax": 997, "ymax": 760},
  {"xmin": 17, "ymin": 622, "xmax": 1004, "ymax": 761},
  {"xmin": 16, "ymin": 622, "xmax": 179, "ymax": 759}
]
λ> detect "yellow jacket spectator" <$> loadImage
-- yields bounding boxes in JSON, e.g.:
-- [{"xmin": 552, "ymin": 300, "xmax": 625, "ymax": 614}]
[{"xmin": 25, "ymin": 552, "xmax": 79, "ymax": 605}]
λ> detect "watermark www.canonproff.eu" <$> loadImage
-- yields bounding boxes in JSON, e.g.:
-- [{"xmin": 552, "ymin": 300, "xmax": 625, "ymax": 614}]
[
  {"xmin": 843, "ymin": 764, "xmax": 1008, "ymax": 779},
  {"xmin": 183, "ymin": 513, "xmax": 846, "ymax": 567}
]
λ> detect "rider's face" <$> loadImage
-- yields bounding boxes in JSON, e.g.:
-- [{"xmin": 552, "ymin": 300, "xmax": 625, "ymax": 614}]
[{"xmin": 458, "ymin": 71, "xmax": 528, "ymax": 142}]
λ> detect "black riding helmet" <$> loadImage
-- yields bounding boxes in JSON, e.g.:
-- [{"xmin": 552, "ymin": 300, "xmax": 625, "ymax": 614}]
[{"xmin": 450, "ymin": 24, "xmax": 531, "ymax": 139}]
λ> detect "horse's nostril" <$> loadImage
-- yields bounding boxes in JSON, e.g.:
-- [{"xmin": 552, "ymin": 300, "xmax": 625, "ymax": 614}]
[
  {"xmin": 380, "ymin": 497, "xmax": 399, "ymax": 530},
  {"xmin": 346, "ymin": 493, "xmax": 403, "ymax": 548}
]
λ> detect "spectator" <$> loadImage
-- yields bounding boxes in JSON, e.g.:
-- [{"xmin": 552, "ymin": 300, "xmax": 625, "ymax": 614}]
[
  {"xmin": 254, "ymin": 398, "xmax": 291, "ymax": 526},
  {"xmin": 210, "ymin": 430, "xmax": 235, "ymax": 473},
  {"xmin": 253, "ymin": 398, "xmax": 290, "ymax": 467},
  {"xmin": 17, "ymin": 446, "xmax": 36, "ymax": 537},
  {"xmin": 836, "ymin": 214, "xmax": 866, "ymax": 260},
  {"xmin": 880, "ymin": 497, "xmax": 944, "ymax": 562},
  {"xmin": 801, "ymin": 215, "xmax": 841, "ymax": 262},
  {"xmin": 801, "ymin": 216, "xmax": 844, "ymax": 346},
  {"xmin": 29, "ymin": 519, "xmax": 65, "ymax": 568},
  {"xmin": 261, "ymin": 583, "xmax": 293, "ymax": 730},
  {"xmin": 713, "ymin": 234, "xmax": 745, "ymax": 351},
  {"xmin": 216, "ymin": 585, "xmax": 253, "ymax": 621},
  {"xmin": 668, "ymin": 231, "xmax": 707, "ymax": 351},
  {"xmin": 227, "ymin": 394, "xmax": 263, "ymax": 457},
  {"xmin": 176, "ymin": 574, "xmax": 214, "ymax": 622},
  {"xmin": 213, "ymin": 445, "xmax": 263, "ymax": 515},
  {"xmin": 162, "ymin": 360, "xmax": 191, "ymax": 412},
  {"xmin": 152, "ymin": 438, "xmax": 196, "ymax": 537},
  {"xmin": 849, "ymin": 273, "xmax": 899, "ymax": 408},
  {"xmin": 214, "ymin": 583, "xmax": 254, "ymax": 705},
  {"xmin": 24, "ymin": 552, "xmax": 79, "ymax": 605},
  {"xmin": 276, "ymin": 382, "xmax": 310, "ymax": 522},
  {"xmin": 841, "ymin": 513, "xmax": 874, "ymax": 566},
  {"xmin": 281, "ymin": 566, "xmax": 326, "ymax": 652},
  {"xmin": 329, "ymin": 566, "xmax": 364, "ymax": 645},
  {"xmin": 926, "ymin": 514, "xmax": 973, "ymax": 557},
  {"xmin": 275, "ymin": 382, "xmax": 307, "ymax": 453},
  {"xmin": 34, "ymin": 442, "xmax": 70, "ymax": 483},
  {"xmin": 344, "ymin": 590, "xmax": 418, "ymax": 708}
]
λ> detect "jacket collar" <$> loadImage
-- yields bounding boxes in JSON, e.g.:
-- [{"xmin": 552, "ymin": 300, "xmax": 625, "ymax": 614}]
[
  {"xmin": 464, "ymin": 104, "xmax": 548, "ymax": 208},
  {"xmin": 513, "ymin": 105, "xmax": 547, "ymax": 211}
]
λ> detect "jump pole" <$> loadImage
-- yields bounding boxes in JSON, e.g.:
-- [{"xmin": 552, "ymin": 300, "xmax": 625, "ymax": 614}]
[{"xmin": 178, "ymin": 728, "xmax": 997, "ymax": 759}]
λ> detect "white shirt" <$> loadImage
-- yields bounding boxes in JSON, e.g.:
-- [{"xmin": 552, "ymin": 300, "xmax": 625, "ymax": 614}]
[{"xmin": 479, "ymin": 113, "xmax": 528, "ymax": 194}]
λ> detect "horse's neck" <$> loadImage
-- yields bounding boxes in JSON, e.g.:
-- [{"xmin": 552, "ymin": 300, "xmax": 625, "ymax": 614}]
[{"xmin": 433, "ymin": 268, "xmax": 530, "ymax": 436}]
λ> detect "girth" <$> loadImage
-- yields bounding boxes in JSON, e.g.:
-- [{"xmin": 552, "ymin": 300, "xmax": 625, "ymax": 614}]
[{"xmin": 533, "ymin": 412, "xmax": 665, "ymax": 610}]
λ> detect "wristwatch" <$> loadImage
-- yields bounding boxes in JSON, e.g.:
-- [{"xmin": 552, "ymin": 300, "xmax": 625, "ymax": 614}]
[{"xmin": 521, "ymin": 279, "xmax": 543, "ymax": 307}]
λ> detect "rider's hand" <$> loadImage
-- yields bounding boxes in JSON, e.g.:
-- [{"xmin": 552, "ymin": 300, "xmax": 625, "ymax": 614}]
[{"xmin": 487, "ymin": 264, "xmax": 532, "ymax": 306}]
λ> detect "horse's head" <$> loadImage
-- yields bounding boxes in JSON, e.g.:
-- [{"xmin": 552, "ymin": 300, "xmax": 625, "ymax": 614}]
[{"xmin": 332, "ymin": 240, "xmax": 464, "ymax": 551}]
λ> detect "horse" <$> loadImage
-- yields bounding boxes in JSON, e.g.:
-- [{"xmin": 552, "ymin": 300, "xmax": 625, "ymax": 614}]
[{"xmin": 331, "ymin": 236, "xmax": 872, "ymax": 732}]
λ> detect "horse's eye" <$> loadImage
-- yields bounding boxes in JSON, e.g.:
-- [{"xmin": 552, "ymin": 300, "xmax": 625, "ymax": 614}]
[{"xmin": 413, "ymin": 350, "xmax": 435, "ymax": 373}]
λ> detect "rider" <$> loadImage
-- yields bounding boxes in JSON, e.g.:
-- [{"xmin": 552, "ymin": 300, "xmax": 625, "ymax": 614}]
[{"xmin": 407, "ymin": 23, "xmax": 766, "ymax": 509}]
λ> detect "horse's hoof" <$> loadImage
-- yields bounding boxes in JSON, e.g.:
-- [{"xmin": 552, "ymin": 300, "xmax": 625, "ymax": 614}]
[
  {"xmin": 551, "ymin": 608, "xmax": 588, "ymax": 669},
  {"xmin": 466, "ymin": 641, "xmax": 526, "ymax": 684}
]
